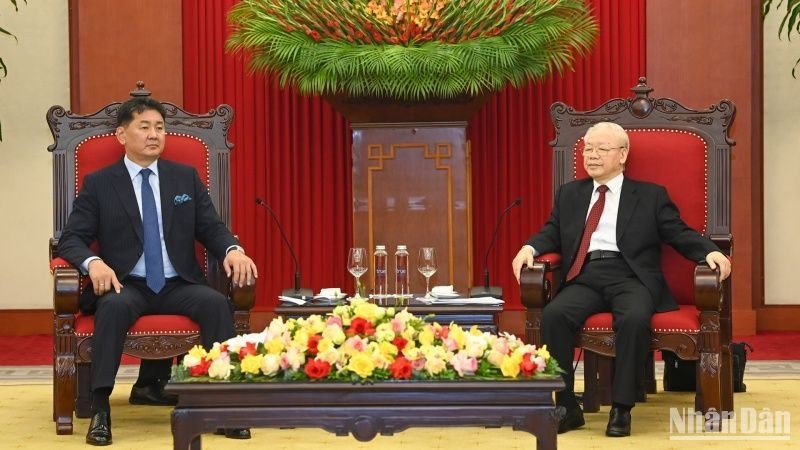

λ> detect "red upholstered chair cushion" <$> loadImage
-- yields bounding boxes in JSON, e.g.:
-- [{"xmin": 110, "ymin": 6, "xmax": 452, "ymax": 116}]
[
  {"xmin": 582, "ymin": 305, "xmax": 700, "ymax": 333},
  {"xmin": 573, "ymin": 130, "xmax": 708, "ymax": 305},
  {"xmin": 74, "ymin": 312, "xmax": 200, "ymax": 337}
]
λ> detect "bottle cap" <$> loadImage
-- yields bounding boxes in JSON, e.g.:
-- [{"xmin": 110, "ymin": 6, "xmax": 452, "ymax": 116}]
[
  {"xmin": 376, "ymin": 245, "xmax": 386, "ymax": 250},
  {"xmin": 397, "ymin": 244, "xmax": 407, "ymax": 250}
]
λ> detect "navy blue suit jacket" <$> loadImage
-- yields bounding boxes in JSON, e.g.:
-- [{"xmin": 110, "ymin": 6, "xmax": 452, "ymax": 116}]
[{"xmin": 58, "ymin": 158, "xmax": 238, "ymax": 310}]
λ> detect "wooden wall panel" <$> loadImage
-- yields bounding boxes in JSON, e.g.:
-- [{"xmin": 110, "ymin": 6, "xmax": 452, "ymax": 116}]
[
  {"xmin": 68, "ymin": 0, "xmax": 183, "ymax": 113},
  {"xmin": 646, "ymin": 0, "xmax": 762, "ymax": 334},
  {"xmin": 352, "ymin": 123, "xmax": 472, "ymax": 296}
]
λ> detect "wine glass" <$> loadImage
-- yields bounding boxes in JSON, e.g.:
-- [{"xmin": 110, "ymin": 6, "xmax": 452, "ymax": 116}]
[
  {"xmin": 417, "ymin": 247, "xmax": 438, "ymax": 298},
  {"xmin": 347, "ymin": 247, "xmax": 368, "ymax": 299}
]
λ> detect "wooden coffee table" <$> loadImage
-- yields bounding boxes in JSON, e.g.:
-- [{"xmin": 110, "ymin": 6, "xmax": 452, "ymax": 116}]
[{"xmin": 166, "ymin": 378, "xmax": 564, "ymax": 450}]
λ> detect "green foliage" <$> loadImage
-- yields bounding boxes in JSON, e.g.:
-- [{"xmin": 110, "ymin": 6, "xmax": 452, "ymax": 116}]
[
  {"xmin": 763, "ymin": 0, "xmax": 800, "ymax": 77},
  {"xmin": 227, "ymin": 0, "xmax": 598, "ymax": 101}
]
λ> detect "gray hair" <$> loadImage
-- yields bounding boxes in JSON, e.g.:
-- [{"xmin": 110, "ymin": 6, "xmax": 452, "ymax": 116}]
[{"xmin": 584, "ymin": 122, "xmax": 629, "ymax": 149}]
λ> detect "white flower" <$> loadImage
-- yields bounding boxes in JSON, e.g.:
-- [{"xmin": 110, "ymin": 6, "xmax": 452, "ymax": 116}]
[
  {"xmin": 208, "ymin": 356, "xmax": 232, "ymax": 380},
  {"xmin": 182, "ymin": 354, "xmax": 201, "ymax": 368},
  {"xmin": 260, "ymin": 354, "xmax": 281, "ymax": 376}
]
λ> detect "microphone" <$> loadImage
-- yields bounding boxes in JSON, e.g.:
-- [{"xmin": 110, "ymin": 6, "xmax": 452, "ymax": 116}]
[
  {"xmin": 255, "ymin": 198, "xmax": 313, "ymax": 299},
  {"xmin": 470, "ymin": 197, "xmax": 521, "ymax": 299}
]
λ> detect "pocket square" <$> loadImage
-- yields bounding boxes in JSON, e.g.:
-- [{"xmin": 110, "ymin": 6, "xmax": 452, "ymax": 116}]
[{"xmin": 173, "ymin": 194, "xmax": 192, "ymax": 205}]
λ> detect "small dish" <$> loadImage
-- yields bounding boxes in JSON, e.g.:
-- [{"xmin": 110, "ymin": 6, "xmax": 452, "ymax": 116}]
[{"xmin": 431, "ymin": 292, "xmax": 460, "ymax": 299}]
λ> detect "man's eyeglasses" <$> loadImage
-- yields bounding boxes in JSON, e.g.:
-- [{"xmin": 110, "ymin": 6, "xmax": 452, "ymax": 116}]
[{"xmin": 582, "ymin": 146, "xmax": 625, "ymax": 156}]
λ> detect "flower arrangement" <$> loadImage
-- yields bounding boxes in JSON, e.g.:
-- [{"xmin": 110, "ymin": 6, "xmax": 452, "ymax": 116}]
[
  {"xmin": 226, "ymin": 0, "xmax": 598, "ymax": 101},
  {"xmin": 173, "ymin": 298, "xmax": 561, "ymax": 382}
]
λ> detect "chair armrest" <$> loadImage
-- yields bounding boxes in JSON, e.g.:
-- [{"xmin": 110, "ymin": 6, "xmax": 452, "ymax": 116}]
[
  {"xmin": 520, "ymin": 252, "xmax": 561, "ymax": 309},
  {"xmin": 51, "ymin": 257, "xmax": 80, "ymax": 314},
  {"xmin": 230, "ymin": 280, "xmax": 256, "ymax": 312},
  {"xmin": 694, "ymin": 264, "xmax": 723, "ymax": 312}
]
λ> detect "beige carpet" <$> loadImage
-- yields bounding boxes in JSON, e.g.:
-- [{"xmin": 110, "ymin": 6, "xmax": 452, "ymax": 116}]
[{"xmin": 3, "ymin": 376, "xmax": 797, "ymax": 449}]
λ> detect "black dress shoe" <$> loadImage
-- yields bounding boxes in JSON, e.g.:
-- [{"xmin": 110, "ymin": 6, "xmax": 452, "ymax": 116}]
[
  {"xmin": 129, "ymin": 383, "xmax": 178, "ymax": 406},
  {"xmin": 86, "ymin": 412, "xmax": 112, "ymax": 446},
  {"xmin": 606, "ymin": 406, "xmax": 632, "ymax": 437},
  {"xmin": 214, "ymin": 428, "xmax": 252, "ymax": 439},
  {"xmin": 554, "ymin": 405, "xmax": 585, "ymax": 434}
]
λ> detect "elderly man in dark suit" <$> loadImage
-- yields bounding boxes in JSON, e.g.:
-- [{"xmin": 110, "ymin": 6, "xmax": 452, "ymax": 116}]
[
  {"xmin": 512, "ymin": 122, "xmax": 730, "ymax": 437},
  {"xmin": 58, "ymin": 97, "xmax": 258, "ymax": 445}
]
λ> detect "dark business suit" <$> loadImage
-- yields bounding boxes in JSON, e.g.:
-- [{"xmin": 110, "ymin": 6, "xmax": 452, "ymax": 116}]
[
  {"xmin": 58, "ymin": 157, "xmax": 239, "ymax": 390},
  {"xmin": 527, "ymin": 176, "xmax": 719, "ymax": 407}
]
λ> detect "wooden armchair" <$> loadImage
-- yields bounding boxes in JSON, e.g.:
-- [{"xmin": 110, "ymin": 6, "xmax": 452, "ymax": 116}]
[
  {"xmin": 521, "ymin": 77, "xmax": 735, "ymax": 417},
  {"xmin": 47, "ymin": 83, "xmax": 254, "ymax": 435}
]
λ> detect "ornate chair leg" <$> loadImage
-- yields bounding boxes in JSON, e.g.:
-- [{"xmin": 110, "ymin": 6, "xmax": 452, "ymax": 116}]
[{"xmin": 54, "ymin": 354, "xmax": 76, "ymax": 435}]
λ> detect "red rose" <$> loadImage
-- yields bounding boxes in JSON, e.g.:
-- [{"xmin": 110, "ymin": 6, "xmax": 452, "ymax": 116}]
[
  {"xmin": 304, "ymin": 359, "xmax": 331, "ymax": 380},
  {"xmin": 238, "ymin": 342, "xmax": 257, "ymax": 360},
  {"xmin": 307, "ymin": 334, "xmax": 322, "ymax": 355},
  {"xmin": 189, "ymin": 359, "xmax": 210, "ymax": 376},
  {"xmin": 520, "ymin": 353, "xmax": 538, "ymax": 377},
  {"xmin": 392, "ymin": 336, "xmax": 408, "ymax": 353},
  {"xmin": 347, "ymin": 317, "xmax": 376, "ymax": 336},
  {"xmin": 389, "ymin": 356, "xmax": 413, "ymax": 380}
]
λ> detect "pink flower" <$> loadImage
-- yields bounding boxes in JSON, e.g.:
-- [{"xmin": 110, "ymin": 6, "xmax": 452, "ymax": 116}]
[
  {"xmin": 326, "ymin": 316, "xmax": 343, "ymax": 327},
  {"xmin": 450, "ymin": 352, "xmax": 477, "ymax": 377}
]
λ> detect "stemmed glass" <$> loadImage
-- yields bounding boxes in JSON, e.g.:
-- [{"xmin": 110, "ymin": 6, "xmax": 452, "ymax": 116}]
[
  {"xmin": 347, "ymin": 247, "xmax": 368, "ymax": 299},
  {"xmin": 417, "ymin": 247, "xmax": 438, "ymax": 299}
]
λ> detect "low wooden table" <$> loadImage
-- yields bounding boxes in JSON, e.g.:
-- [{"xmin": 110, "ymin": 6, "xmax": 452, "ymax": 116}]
[
  {"xmin": 275, "ymin": 299, "xmax": 502, "ymax": 333},
  {"xmin": 166, "ymin": 379, "xmax": 564, "ymax": 450}
]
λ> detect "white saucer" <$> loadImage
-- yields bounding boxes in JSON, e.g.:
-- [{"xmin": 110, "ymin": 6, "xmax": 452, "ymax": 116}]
[{"xmin": 431, "ymin": 292, "xmax": 460, "ymax": 299}]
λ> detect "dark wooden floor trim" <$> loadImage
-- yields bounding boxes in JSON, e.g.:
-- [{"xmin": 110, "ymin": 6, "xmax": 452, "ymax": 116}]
[{"xmin": 0, "ymin": 310, "xmax": 53, "ymax": 336}]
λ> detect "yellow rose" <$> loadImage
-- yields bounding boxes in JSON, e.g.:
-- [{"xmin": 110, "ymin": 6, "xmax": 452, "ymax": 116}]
[
  {"xmin": 206, "ymin": 343, "xmax": 222, "ymax": 361},
  {"xmin": 260, "ymin": 354, "xmax": 281, "ymax": 376},
  {"xmin": 322, "ymin": 324, "xmax": 346, "ymax": 345},
  {"xmin": 353, "ymin": 301, "xmax": 379, "ymax": 323},
  {"xmin": 536, "ymin": 344, "xmax": 551, "ymax": 361},
  {"xmin": 448, "ymin": 324, "xmax": 466, "ymax": 349},
  {"xmin": 317, "ymin": 337, "xmax": 333, "ymax": 354},
  {"xmin": 378, "ymin": 341, "xmax": 398, "ymax": 360},
  {"xmin": 501, "ymin": 355, "xmax": 521, "ymax": 378},
  {"xmin": 240, "ymin": 354, "xmax": 264, "ymax": 375},
  {"xmin": 187, "ymin": 345, "xmax": 207, "ymax": 360},
  {"xmin": 265, "ymin": 337, "xmax": 285, "ymax": 355},
  {"xmin": 418, "ymin": 328, "xmax": 435, "ymax": 346},
  {"xmin": 347, "ymin": 352, "xmax": 376, "ymax": 378}
]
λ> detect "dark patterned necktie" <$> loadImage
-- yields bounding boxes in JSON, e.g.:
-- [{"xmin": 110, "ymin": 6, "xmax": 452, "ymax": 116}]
[
  {"xmin": 566, "ymin": 185, "xmax": 609, "ymax": 281},
  {"xmin": 140, "ymin": 169, "xmax": 165, "ymax": 293}
]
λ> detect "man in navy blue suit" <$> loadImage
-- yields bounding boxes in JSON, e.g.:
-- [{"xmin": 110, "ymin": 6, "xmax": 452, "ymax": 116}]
[
  {"xmin": 512, "ymin": 122, "xmax": 731, "ymax": 437},
  {"xmin": 59, "ymin": 97, "xmax": 257, "ymax": 445}
]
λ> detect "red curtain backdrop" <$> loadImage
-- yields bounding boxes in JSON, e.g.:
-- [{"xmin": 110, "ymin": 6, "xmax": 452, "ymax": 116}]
[{"xmin": 181, "ymin": 0, "xmax": 646, "ymax": 312}]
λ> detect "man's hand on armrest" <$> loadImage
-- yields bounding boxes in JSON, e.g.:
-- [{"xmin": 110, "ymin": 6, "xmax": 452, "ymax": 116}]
[
  {"xmin": 512, "ymin": 246, "xmax": 536, "ymax": 284},
  {"xmin": 705, "ymin": 251, "xmax": 731, "ymax": 281},
  {"xmin": 223, "ymin": 248, "xmax": 258, "ymax": 288}
]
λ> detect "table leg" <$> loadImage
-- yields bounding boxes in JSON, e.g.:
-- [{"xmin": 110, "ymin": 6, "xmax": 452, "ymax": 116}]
[{"xmin": 171, "ymin": 409, "xmax": 202, "ymax": 450}]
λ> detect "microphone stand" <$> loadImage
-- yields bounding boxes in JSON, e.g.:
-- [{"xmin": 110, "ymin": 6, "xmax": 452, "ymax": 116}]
[
  {"xmin": 255, "ymin": 198, "xmax": 313, "ymax": 300},
  {"xmin": 469, "ymin": 197, "xmax": 521, "ymax": 299}
]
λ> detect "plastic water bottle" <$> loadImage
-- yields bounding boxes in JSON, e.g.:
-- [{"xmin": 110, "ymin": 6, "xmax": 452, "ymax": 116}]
[
  {"xmin": 373, "ymin": 245, "xmax": 388, "ymax": 298},
  {"xmin": 395, "ymin": 245, "xmax": 410, "ymax": 298}
]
